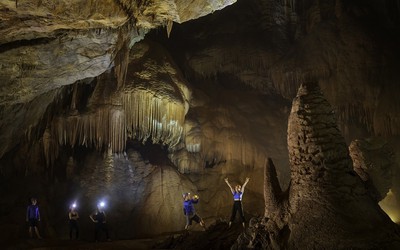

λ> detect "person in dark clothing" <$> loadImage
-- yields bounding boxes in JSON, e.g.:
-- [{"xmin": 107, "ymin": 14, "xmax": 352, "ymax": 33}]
[
  {"xmin": 224, "ymin": 177, "xmax": 250, "ymax": 228},
  {"xmin": 68, "ymin": 204, "xmax": 79, "ymax": 239},
  {"xmin": 182, "ymin": 193, "xmax": 206, "ymax": 230},
  {"xmin": 90, "ymin": 203, "xmax": 110, "ymax": 242},
  {"xmin": 26, "ymin": 197, "xmax": 42, "ymax": 239}
]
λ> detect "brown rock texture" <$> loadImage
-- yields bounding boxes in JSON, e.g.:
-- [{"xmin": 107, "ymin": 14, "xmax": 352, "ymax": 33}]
[
  {"xmin": 349, "ymin": 137, "xmax": 397, "ymax": 201},
  {"xmin": 0, "ymin": 0, "xmax": 236, "ymax": 159},
  {"xmin": 77, "ymin": 148, "xmax": 197, "ymax": 238},
  {"xmin": 238, "ymin": 82, "xmax": 400, "ymax": 249},
  {"xmin": 1, "ymin": 0, "xmax": 400, "ymax": 245}
]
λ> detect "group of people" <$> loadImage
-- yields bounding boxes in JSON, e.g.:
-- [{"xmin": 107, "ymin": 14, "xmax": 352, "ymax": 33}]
[
  {"xmin": 26, "ymin": 197, "xmax": 110, "ymax": 241},
  {"xmin": 183, "ymin": 177, "xmax": 250, "ymax": 230},
  {"xmin": 67, "ymin": 202, "xmax": 110, "ymax": 241},
  {"xmin": 26, "ymin": 177, "xmax": 250, "ymax": 240}
]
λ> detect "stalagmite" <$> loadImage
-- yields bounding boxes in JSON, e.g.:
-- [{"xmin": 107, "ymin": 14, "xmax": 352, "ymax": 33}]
[
  {"xmin": 286, "ymin": 82, "xmax": 399, "ymax": 249},
  {"xmin": 263, "ymin": 158, "xmax": 285, "ymax": 222},
  {"xmin": 235, "ymin": 82, "xmax": 400, "ymax": 249}
]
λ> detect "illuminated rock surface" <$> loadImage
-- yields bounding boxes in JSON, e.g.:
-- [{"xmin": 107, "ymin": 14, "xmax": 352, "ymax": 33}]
[
  {"xmin": 0, "ymin": 0, "xmax": 400, "ymax": 248},
  {"xmin": 349, "ymin": 137, "xmax": 397, "ymax": 201},
  {"xmin": 233, "ymin": 82, "xmax": 400, "ymax": 249}
]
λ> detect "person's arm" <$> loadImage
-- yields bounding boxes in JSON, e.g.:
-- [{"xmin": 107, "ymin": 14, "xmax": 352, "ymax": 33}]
[
  {"xmin": 241, "ymin": 177, "xmax": 250, "ymax": 193},
  {"xmin": 224, "ymin": 178, "xmax": 234, "ymax": 194},
  {"xmin": 89, "ymin": 213, "xmax": 97, "ymax": 222},
  {"xmin": 70, "ymin": 212, "xmax": 79, "ymax": 220},
  {"xmin": 103, "ymin": 212, "xmax": 107, "ymax": 223},
  {"xmin": 37, "ymin": 207, "xmax": 41, "ymax": 221}
]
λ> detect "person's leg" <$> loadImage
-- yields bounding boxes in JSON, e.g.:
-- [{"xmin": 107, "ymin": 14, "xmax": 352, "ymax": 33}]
[
  {"xmin": 229, "ymin": 203, "xmax": 238, "ymax": 227},
  {"xmin": 192, "ymin": 214, "xmax": 205, "ymax": 230},
  {"xmin": 34, "ymin": 226, "xmax": 42, "ymax": 239},
  {"xmin": 198, "ymin": 217, "xmax": 206, "ymax": 230},
  {"xmin": 95, "ymin": 224, "xmax": 99, "ymax": 241},
  {"xmin": 102, "ymin": 224, "xmax": 110, "ymax": 240},
  {"xmin": 69, "ymin": 223, "xmax": 73, "ymax": 239},
  {"xmin": 185, "ymin": 215, "xmax": 191, "ymax": 230},
  {"xmin": 75, "ymin": 224, "xmax": 79, "ymax": 239},
  {"xmin": 28, "ymin": 219, "xmax": 35, "ymax": 238},
  {"xmin": 71, "ymin": 221, "xmax": 78, "ymax": 239},
  {"xmin": 238, "ymin": 202, "xmax": 245, "ymax": 228}
]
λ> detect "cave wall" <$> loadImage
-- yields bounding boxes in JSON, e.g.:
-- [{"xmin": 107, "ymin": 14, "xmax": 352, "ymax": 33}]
[
  {"xmin": 159, "ymin": 0, "xmax": 400, "ymax": 222},
  {"xmin": 0, "ymin": 0, "xmax": 400, "ymax": 244}
]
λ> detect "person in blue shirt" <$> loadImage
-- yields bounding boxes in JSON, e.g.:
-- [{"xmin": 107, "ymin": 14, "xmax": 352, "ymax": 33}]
[
  {"xmin": 26, "ymin": 197, "xmax": 42, "ymax": 239},
  {"xmin": 224, "ymin": 177, "xmax": 250, "ymax": 228},
  {"xmin": 182, "ymin": 193, "xmax": 206, "ymax": 230}
]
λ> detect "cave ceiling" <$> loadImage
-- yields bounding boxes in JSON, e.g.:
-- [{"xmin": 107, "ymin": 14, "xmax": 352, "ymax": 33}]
[
  {"xmin": 1, "ymin": 0, "xmax": 400, "ymax": 243},
  {"xmin": 0, "ymin": 0, "xmax": 400, "ymax": 177},
  {"xmin": 0, "ymin": 0, "xmax": 236, "ymax": 158}
]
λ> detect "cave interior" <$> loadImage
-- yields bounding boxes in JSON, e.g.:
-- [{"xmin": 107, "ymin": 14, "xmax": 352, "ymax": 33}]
[{"xmin": 0, "ymin": 0, "xmax": 400, "ymax": 249}]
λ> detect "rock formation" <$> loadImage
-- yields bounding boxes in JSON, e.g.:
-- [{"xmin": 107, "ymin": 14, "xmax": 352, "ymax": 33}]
[
  {"xmin": 237, "ymin": 82, "xmax": 400, "ymax": 249},
  {"xmin": 0, "ymin": 0, "xmax": 236, "ymax": 159},
  {"xmin": 349, "ymin": 137, "xmax": 397, "ymax": 202},
  {"xmin": 1, "ymin": 0, "xmax": 400, "ymax": 246}
]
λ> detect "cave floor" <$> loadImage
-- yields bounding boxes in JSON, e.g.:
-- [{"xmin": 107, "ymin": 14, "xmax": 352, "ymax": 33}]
[
  {"xmin": 4, "ymin": 222, "xmax": 244, "ymax": 250},
  {"xmin": 5, "ymin": 237, "xmax": 163, "ymax": 250}
]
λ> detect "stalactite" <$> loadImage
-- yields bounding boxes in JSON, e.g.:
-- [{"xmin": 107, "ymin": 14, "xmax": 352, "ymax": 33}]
[
  {"xmin": 70, "ymin": 82, "xmax": 78, "ymax": 111},
  {"xmin": 114, "ymin": 43, "xmax": 129, "ymax": 89},
  {"xmin": 42, "ymin": 128, "xmax": 58, "ymax": 168},
  {"xmin": 51, "ymin": 106, "xmax": 122, "ymax": 154},
  {"xmin": 166, "ymin": 19, "xmax": 173, "ymax": 38},
  {"xmin": 46, "ymin": 87, "xmax": 186, "ymax": 166},
  {"xmin": 122, "ymin": 89, "xmax": 185, "ymax": 148}
]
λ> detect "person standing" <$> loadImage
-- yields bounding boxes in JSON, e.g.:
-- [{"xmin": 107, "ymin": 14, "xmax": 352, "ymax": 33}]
[
  {"xmin": 224, "ymin": 177, "xmax": 250, "ymax": 228},
  {"xmin": 26, "ymin": 197, "xmax": 42, "ymax": 239},
  {"xmin": 90, "ymin": 203, "xmax": 110, "ymax": 242},
  {"xmin": 182, "ymin": 193, "xmax": 206, "ymax": 231},
  {"xmin": 68, "ymin": 204, "xmax": 79, "ymax": 240}
]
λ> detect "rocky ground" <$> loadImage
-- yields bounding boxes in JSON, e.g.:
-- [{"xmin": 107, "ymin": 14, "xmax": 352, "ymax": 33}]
[{"xmin": 4, "ymin": 220, "xmax": 244, "ymax": 250}]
